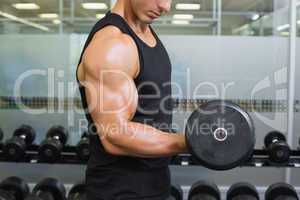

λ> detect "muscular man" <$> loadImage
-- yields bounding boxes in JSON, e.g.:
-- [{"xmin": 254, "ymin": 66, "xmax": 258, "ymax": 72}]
[{"xmin": 76, "ymin": 0, "xmax": 187, "ymax": 199}]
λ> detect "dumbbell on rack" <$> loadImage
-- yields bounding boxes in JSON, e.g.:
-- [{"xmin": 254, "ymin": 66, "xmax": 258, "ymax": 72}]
[
  {"xmin": 3, "ymin": 125, "xmax": 36, "ymax": 161},
  {"xmin": 265, "ymin": 182, "xmax": 299, "ymax": 200},
  {"xmin": 167, "ymin": 184, "xmax": 183, "ymax": 200},
  {"xmin": 0, "ymin": 176, "xmax": 30, "ymax": 200},
  {"xmin": 188, "ymin": 181, "xmax": 220, "ymax": 200},
  {"xmin": 68, "ymin": 181, "xmax": 86, "ymax": 200},
  {"xmin": 0, "ymin": 127, "xmax": 3, "ymax": 143},
  {"xmin": 38, "ymin": 126, "xmax": 68, "ymax": 162},
  {"xmin": 25, "ymin": 177, "xmax": 66, "ymax": 200},
  {"xmin": 76, "ymin": 132, "xmax": 89, "ymax": 162},
  {"xmin": 264, "ymin": 131, "xmax": 290, "ymax": 164},
  {"xmin": 227, "ymin": 182, "xmax": 259, "ymax": 200}
]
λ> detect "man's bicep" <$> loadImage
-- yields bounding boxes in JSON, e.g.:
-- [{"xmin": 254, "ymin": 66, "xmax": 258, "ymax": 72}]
[
  {"xmin": 84, "ymin": 67, "xmax": 139, "ymax": 130},
  {"xmin": 81, "ymin": 32, "xmax": 140, "ymax": 151}
]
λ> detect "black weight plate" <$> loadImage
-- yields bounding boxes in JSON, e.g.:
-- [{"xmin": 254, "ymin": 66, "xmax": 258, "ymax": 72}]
[
  {"xmin": 188, "ymin": 180, "xmax": 220, "ymax": 200},
  {"xmin": 265, "ymin": 182, "xmax": 299, "ymax": 200},
  {"xmin": 13, "ymin": 125, "xmax": 36, "ymax": 145},
  {"xmin": 0, "ymin": 128, "xmax": 3, "ymax": 142},
  {"xmin": 269, "ymin": 143, "xmax": 290, "ymax": 163},
  {"xmin": 38, "ymin": 139, "xmax": 62, "ymax": 162},
  {"xmin": 185, "ymin": 100, "xmax": 255, "ymax": 170},
  {"xmin": 46, "ymin": 126, "xmax": 69, "ymax": 145},
  {"xmin": 170, "ymin": 184, "xmax": 183, "ymax": 200},
  {"xmin": 0, "ymin": 176, "xmax": 30, "ymax": 200},
  {"xmin": 33, "ymin": 177, "xmax": 66, "ymax": 200},
  {"xmin": 3, "ymin": 137, "xmax": 26, "ymax": 161},
  {"xmin": 227, "ymin": 182, "xmax": 259, "ymax": 200},
  {"xmin": 264, "ymin": 131, "xmax": 286, "ymax": 148}
]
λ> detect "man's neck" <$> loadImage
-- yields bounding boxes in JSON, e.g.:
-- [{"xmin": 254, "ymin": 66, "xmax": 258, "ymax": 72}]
[{"xmin": 111, "ymin": 0, "xmax": 149, "ymax": 34}]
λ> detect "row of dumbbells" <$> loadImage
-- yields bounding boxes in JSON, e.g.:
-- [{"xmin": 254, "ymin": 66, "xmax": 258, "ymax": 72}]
[
  {"xmin": 0, "ymin": 125, "xmax": 89, "ymax": 163},
  {"xmin": 172, "ymin": 130, "xmax": 295, "ymax": 166},
  {"xmin": 169, "ymin": 181, "xmax": 299, "ymax": 200},
  {"xmin": 0, "ymin": 176, "xmax": 298, "ymax": 200},
  {"xmin": 0, "ymin": 176, "xmax": 85, "ymax": 200},
  {"xmin": 0, "ymin": 126, "xmax": 295, "ymax": 165}
]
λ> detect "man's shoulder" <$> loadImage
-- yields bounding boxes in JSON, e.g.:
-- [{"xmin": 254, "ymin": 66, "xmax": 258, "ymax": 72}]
[
  {"xmin": 82, "ymin": 25, "xmax": 139, "ymax": 78},
  {"xmin": 93, "ymin": 25, "xmax": 135, "ymax": 48}
]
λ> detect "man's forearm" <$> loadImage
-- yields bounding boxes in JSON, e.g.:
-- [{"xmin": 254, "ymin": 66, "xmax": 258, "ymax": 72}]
[{"xmin": 99, "ymin": 121, "xmax": 187, "ymax": 158}]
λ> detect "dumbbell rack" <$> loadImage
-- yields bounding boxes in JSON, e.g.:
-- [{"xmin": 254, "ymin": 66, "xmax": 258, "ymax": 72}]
[
  {"xmin": 172, "ymin": 150, "xmax": 300, "ymax": 168},
  {"xmin": 245, "ymin": 149, "xmax": 300, "ymax": 168},
  {"xmin": 1, "ymin": 144, "xmax": 300, "ymax": 168},
  {"xmin": 0, "ymin": 144, "xmax": 84, "ymax": 164}
]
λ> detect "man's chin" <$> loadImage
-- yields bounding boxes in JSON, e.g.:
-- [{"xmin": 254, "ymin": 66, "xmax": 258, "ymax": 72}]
[{"xmin": 143, "ymin": 18, "xmax": 154, "ymax": 25}]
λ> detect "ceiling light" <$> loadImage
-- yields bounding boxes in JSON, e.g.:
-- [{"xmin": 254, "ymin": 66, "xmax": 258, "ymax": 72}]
[
  {"xmin": 297, "ymin": 20, "xmax": 300, "ymax": 24},
  {"xmin": 251, "ymin": 14, "xmax": 260, "ymax": 21},
  {"xmin": 277, "ymin": 24, "xmax": 290, "ymax": 31},
  {"xmin": 175, "ymin": 3, "xmax": 201, "ymax": 10},
  {"xmin": 173, "ymin": 14, "xmax": 194, "ymax": 20},
  {"xmin": 12, "ymin": 3, "xmax": 40, "ymax": 10},
  {"xmin": 172, "ymin": 20, "xmax": 190, "ymax": 25},
  {"xmin": 0, "ymin": 10, "xmax": 49, "ymax": 31},
  {"xmin": 53, "ymin": 19, "xmax": 61, "ymax": 24},
  {"xmin": 96, "ymin": 14, "xmax": 105, "ymax": 19},
  {"xmin": 82, "ymin": 3, "xmax": 108, "ymax": 10},
  {"xmin": 39, "ymin": 13, "xmax": 58, "ymax": 19}
]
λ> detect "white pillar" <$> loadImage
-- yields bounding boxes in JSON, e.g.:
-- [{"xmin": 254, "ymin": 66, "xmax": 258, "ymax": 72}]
[
  {"xmin": 217, "ymin": 0, "xmax": 222, "ymax": 35},
  {"xmin": 285, "ymin": 0, "xmax": 297, "ymax": 183}
]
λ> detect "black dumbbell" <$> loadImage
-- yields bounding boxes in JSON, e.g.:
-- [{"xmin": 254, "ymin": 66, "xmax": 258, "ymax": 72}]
[
  {"xmin": 0, "ymin": 176, "xmax": 30, "ymax": 200},
  {"xmin": 167, "ymin": 184, "xmax": 183, "ymax": 200},
  {"xmin": 227, "ymin": 182, "xmax": 259, "ymax": 200},
  {"xmin": 188, "ymin": 181, "xmax": 220, "ymax": 200},
  {"xmin": 76, "ymin": 132, "xmax": 89, "ymax": 162},
  {"xmin": 265, "ymin": 182, "xmax": 299, "ymax": 200},
  {"xmin": 0, "ymin": 127, "xmax": 3, "ymax": 142},
  {"xmin": 25, "ymin": 177, "xmax": 66, "ymax": 200},
  {"xmin": 264, "ymin": 131, "xmax": 290, "ymax": 164},
  {"xmin": 68, "ymin": 181, "xmax": 86, "ymax": 200},
  {"xmin": 38, "ymin": 126, "xmax": 68, "ymax": 162},
  {"xmin": 3, "ymin": 125, "xmax": 36, "ymax": 161}
]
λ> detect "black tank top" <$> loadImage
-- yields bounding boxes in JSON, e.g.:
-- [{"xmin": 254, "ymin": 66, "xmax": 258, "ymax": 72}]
[{"xmin": 76, "ymin": 11, "xmax": 173, "ymax": 199}]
